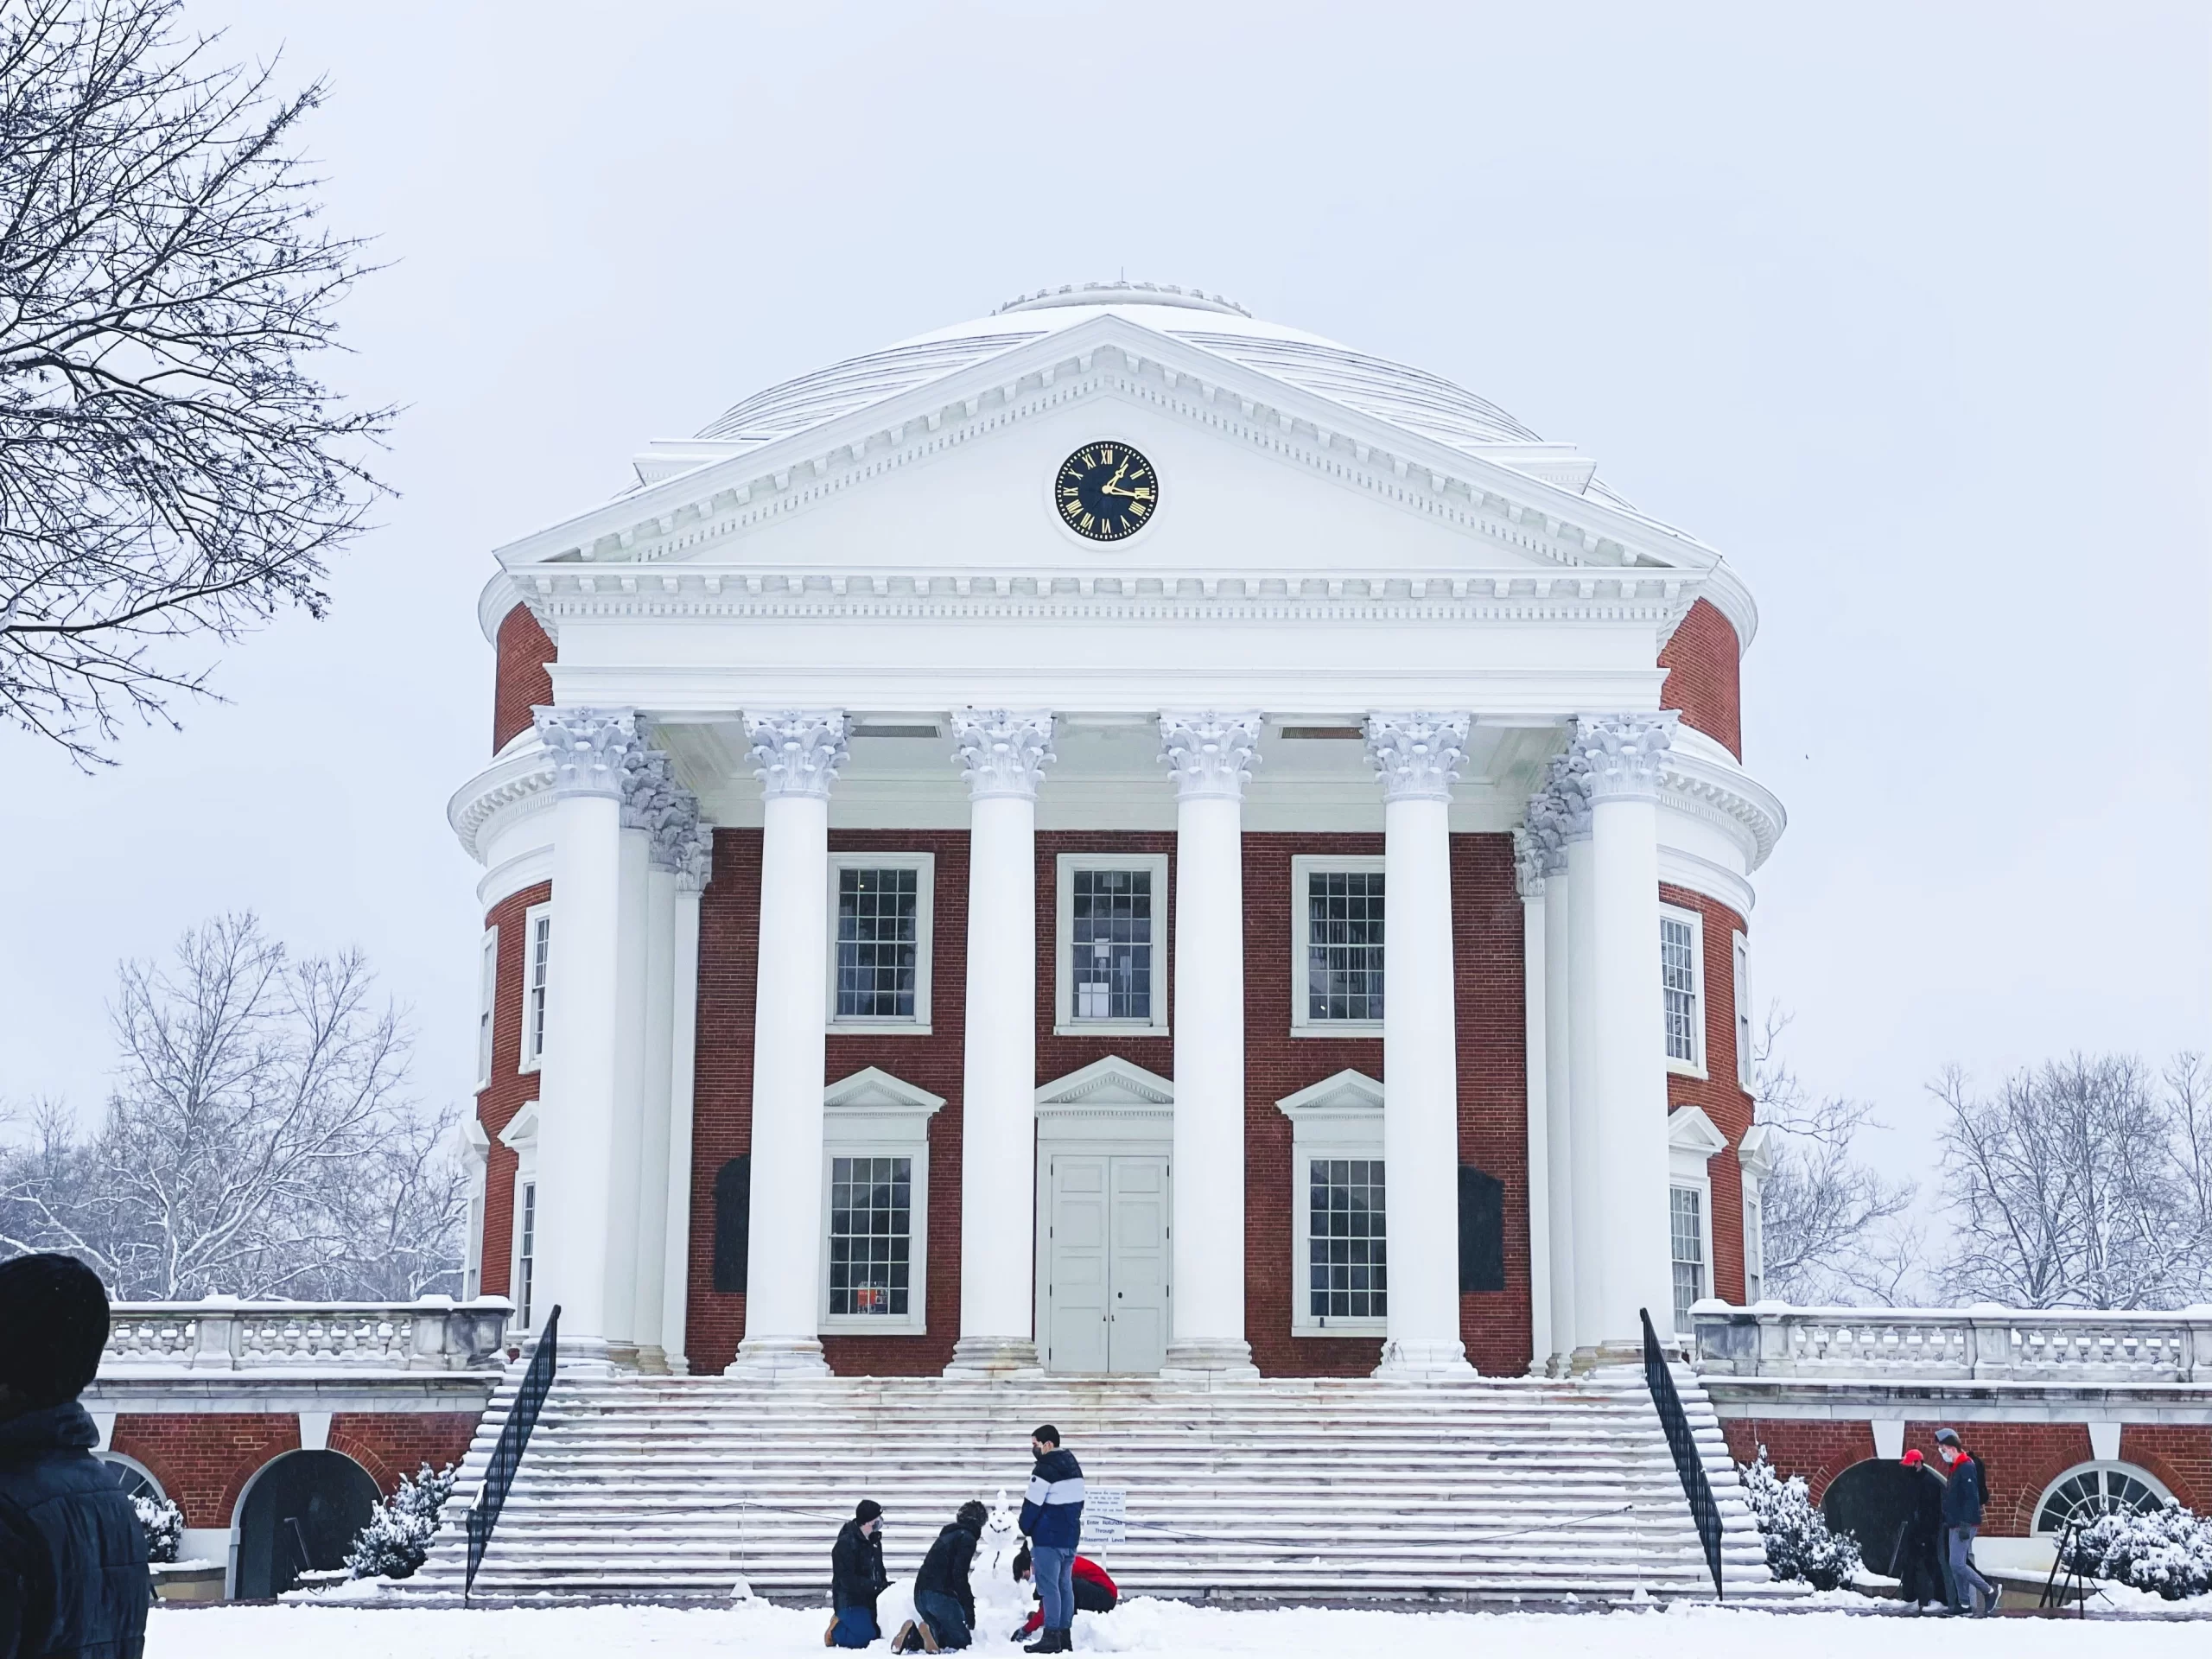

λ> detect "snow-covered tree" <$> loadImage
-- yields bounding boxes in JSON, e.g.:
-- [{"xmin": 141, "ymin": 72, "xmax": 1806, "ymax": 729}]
[
  {"xmin": 2059, "ymin": 1502, "xmax": 2212, "ymax": 1600},
  {"xmin": 1936, "ymin": 1053, "xmax": 2212, "ymax": 1309},
  {"xmin": 344, "ymin": 1462, "xmax": 454, "ymax": 1581},
  {"xmin": 132, "ymin": 1492, "xmax": 182, "ymax": 1563},
  {"xmin": 0, "ymin": 914, "xmax": 467, "ymax": 1299},
  {"xmin": 0, "ymin": 0, "xmax": 390, "ymax": 764},
  {"xmin": 1737, "ymin": 1448, "xmax": 1860, "ymax": 1591}
]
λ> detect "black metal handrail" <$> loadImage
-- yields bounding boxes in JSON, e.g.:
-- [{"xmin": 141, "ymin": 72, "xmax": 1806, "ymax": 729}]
[
  {"xmin": 1641, "ymin": 1306, "xmax": 1725, "ymax": 1599},
  {"xmin": 464, "ymin": 1303, "xmax": 560, "ymax": 1604}
]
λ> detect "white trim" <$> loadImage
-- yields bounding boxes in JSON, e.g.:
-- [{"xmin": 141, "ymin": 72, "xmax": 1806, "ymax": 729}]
[
  {"xmin": 1289, "ymin": 855, "xmax": 1387, "ymax": 1037},
  {"xmin": 1660, "ymin": 900, "xmax": 1707, "ymax": 1077},
  {"xmin": 1732, "ymin": 930, "xmax": 1752, "ymax": 1090},
  {"xmin": 518, "ymin": 903, "xmax": 552, "ymax": 1074},
  {"xmin": 1277, "ymin": 1071, "xmax": 1389, "ymax": 1337},
  {"xmin": 2031, "ymin": 1460, "xmax": 2175, "ymax": 1535},
  {"xmin": 475, "ymin": 927, "xmax": 499, "ymax": 1092},
  {"xmin": 1667, "ymin": 1105, "xmax": 1725, "ymax": 1334},
  {"xmin": 461, "ymin": 1117, "xmax": 491, "ymax": 1304},
  {"xmin": 499, "ymin": 1103, "xmax": 541, "ymax": 1333},
  {"xmin": 824, "ymin": 851, "xmax": 936, "ymax": 1034},
  {"xmin": 1053, "ymin": 852, "xmax": 1171, "ymax": 1038},
  {"xmin": 818, "ymin": 1068, "xmax": 944, "ymax": 1337},
  {"xmin": 98, "ymin": 1449, "xmax": 160, "ymax": 1496}
]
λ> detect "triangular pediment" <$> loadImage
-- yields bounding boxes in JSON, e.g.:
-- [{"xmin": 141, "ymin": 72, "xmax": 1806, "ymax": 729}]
[
  {"xmin": 497, "ymin": 1100, "xmax": 539, "ymax": 1150},
  {"xmin": 1034, "ymin": 1056, "xmax": 1175, "ymax": 1109},
  {"xmin": 824, "ymin": 1066, "xmax": 946, "ymax": 1116},
  {"xmin": 1275, "ymin": 1069, "xmax": 1385, "ymax": 1120},
  {"xmin": 1667, "ymin": 1103, "xmax": 1730, "ymax": 1159}
]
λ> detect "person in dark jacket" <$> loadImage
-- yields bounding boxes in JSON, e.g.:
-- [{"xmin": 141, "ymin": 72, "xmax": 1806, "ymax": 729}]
[
  {"xmin": 1934, "ymin": 1427, "xmax": 1998, "ymax": 1616},
  {"xmin": 1891, "ymin": 1450, "xmax": 1948, "ymax": 1611},
  {"xmin": 828, "ymin": 1499, "xmax": 889, "ymax": 1649},
  {"xmin": 1017, "ymin": 1426, "xmax": 1085, "ymax": 1654},
  {"xmin": 0, "ymin": 1253, "xmax": 148, "ymax": 1659},
  {"xmin": 1011, "ymin": 1543, "xmax": 1116, "ymax": 1641},
  {"xmin": 893, "ymin": 1500, "xmax": 987, "ymax": 1653}
]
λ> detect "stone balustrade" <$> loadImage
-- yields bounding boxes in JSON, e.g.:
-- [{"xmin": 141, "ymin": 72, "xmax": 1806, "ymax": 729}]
[
  {"xmin": 1689, "ymin": 1301, "xmax": 2212, "ymax": 1382},
  {"xmin": 101, "ymin": 1297, "xmax": 513, "ymax": 1374}
]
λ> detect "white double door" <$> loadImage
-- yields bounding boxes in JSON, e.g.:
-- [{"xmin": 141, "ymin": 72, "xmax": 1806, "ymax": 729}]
[{"xmin": 1040, "ymin": 1152, "xmax": 1170, "ymax": 1375}]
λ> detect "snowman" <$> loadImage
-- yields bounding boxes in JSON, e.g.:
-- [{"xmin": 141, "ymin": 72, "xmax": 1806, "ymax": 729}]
[{"xmin": 878, "ymin": 1490, "xmax": 1030, "ymax": 1647}]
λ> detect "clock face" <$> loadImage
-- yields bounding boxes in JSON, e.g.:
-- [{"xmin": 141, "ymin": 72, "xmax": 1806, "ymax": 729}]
[{"xmin": 1054, "ymin": 442, "xmax": 1158, "ymax": 542}]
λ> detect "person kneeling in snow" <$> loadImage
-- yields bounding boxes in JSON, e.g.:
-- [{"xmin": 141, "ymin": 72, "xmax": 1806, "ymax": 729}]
[
  {"xmin": 1011, "ymin": 1542, "xmax": 1116, "ymax": 1641},
  {"xmin": 828, "ymin": 1498, "xmax": 890, "ymax": 1648},
  {"xmin": 892, "ymin": 1500, "xmax": 988, "ymax": 1652}
]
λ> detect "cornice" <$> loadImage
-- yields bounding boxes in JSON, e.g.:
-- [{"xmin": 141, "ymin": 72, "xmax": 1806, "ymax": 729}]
[
  {"xmin": 1660, "ymin": 747, "xmax": 1786, "ymax": 871},
  {"xmin": 448, "ymin": 741, "xmax": 556, "ymax": 863}
]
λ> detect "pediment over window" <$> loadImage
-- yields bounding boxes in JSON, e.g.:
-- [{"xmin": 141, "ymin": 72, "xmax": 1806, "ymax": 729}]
[
  {"xmin": 1275, "ymin": 1069, "xmax": 1385, "ymax": 1123},
  {"xmin": 497, "ymin": 1101, "xmax": 539, "ymax": 1151},
  {"xmin": 1033, "ymin": 1056, "xmax": 1175, "ymax": 1109},
  {"xmin": 1667, "ymin": 1104, "xmax": 1730, "ymax": 1173},
  {"xmin": 825, "ymin": 1066, "xmax": 946, "ymax": 1116}
]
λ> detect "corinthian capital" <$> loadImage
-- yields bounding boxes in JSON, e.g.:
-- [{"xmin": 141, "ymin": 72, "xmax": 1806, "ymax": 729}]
[
  {"xmin": 535, "ymin": 707, "xmax": 642, "ymax": 800},
  {"xmin": 745, "ymin": 710, "xmax": 849, "ymax": 800},
  {"xmin": 648, "ymin": 781, "xmax": 700, "ymax": 873},
  {"xmin": 623, "ymin": 749, "xmax": 677, "ymax": 835},
  {"xmin": 951, "ymin": 709, "xmax": 1055, "ymax": 801},
  {"xmin": 1542, "ymin": 751, "xmax": 1593, "ymax": 842},
  {"xmin": 1363, "ymin": 711, "xmax": 1471, "ymax": 804},
  {"xmin": 1512, "ymin": 827, "xmax": 1547, "ymax": 899},
  {"xmin": 675, "ymin": 818, "xmax": 715, "ymax": 893},
  {"xmin": 1571, "ymin": 712, "xmax": 1679, "ymax": 804},
  {"xmin": 1158, "ymin": 711, "xmax": 1262, "ymax": 802}
]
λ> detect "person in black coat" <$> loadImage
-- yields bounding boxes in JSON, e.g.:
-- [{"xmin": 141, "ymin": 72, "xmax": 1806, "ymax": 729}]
[
  {"xmin": 895, "ymin": 1500, "xmax": 987, "ymax": 1653},
  {"xmin": 1891, "ymin": 1450, "xmax": 1948, "ymax": 1611},
  {"xmin": 0, "ymin": 1253, "xmax": 149, "ymax": 1659},
  {"xmin": 829, "ymin": 1499, "xmax": 890, "ymax": 1648}
]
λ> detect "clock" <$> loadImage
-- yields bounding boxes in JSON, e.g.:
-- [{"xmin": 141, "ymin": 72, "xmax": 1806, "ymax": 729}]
[{"xmin": 1053, "ymin": 441, "xmax": 1158, "ymax": 542}]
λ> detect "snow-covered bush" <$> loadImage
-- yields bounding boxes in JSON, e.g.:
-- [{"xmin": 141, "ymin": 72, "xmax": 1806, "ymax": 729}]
[
  {"xmin": 132, "ymin": 1494, "xmax": 183, "ymax": 1564},
  {"xmin": 344, "ymin": 1462, "xmax": 457, "ymax": 1581},
  {"xmin": 1738, "ymin": 1448, "xmax": 1861, "ymax": 1591},
  {"xmin": 2059, "ymin": 1503, "xmax": 2212, "ymax": 1600}
]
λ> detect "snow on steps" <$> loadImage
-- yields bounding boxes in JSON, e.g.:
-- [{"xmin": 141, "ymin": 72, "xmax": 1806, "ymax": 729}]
[{"xmin": 404, "ymin": 1365, "xmax": 1795, "ymax": 1605}]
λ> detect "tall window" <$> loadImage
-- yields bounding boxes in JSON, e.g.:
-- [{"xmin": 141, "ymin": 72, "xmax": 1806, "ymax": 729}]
[
  {"xmin": 1670, "ymin": 1185, "xmax": 1706, "ymax": 1333},
  {"xmin": 828, "ymin": 1155, "xmax": 912, "ymax": 1318},
  {"xmin": 1733, "ymin": 931, "xmax": 1753, "ymax": 1088},
  {"xmin": 1661, "ymin": 913, "xmax": 1700, "ymax": 1066},
  {"xmin": 475, "ymin": 929, "xmax": 499, "ymax": 1090},
  {"xmin": 1309, "ymin": 1158, "xmax": 1387, "ymax": 1323},
  {"xmin": 1306, "ymin": 869, "xmax": 1385, "ymax": 1024},
  {"xmin": 1743, "ymin": 1192, "xmax": 1764, "ymax": 1304},
  {"xmin": 1072, "ymin": 868, "xmax": 1153, "ymax": 1020},
  {"xmin": 836, "ymin": 868, "xmax": 920, "ymax": 1020},
  {"xmin": 516, "ymin": 1180, "xmax": 537, "ymax": 1327},
  {"xmin": 520, "ymin": 906, "xmax": 552, "ymax": 1071}
]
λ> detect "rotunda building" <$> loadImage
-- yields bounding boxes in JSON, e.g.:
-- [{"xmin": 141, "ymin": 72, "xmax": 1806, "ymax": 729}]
[{"xmin": 449, "ymin": 282, "xmax": 1785, "ymax": 1382}]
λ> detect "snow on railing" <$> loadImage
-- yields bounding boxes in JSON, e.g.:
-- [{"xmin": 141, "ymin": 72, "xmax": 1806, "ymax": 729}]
[
  {"xmin": 1689, "ymin": 1300, "xmax": 2212, "ymax": 1382},
  {"xmin": 101, "ymin": 1296, "xmax": 513, "ymax": 1373}
]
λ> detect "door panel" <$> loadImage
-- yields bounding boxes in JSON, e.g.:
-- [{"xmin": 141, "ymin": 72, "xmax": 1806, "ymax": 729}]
[
  {"xmin": 1109, "ymin": 1156, "xmax": 1169, "ymax": 1374},
  {"xmin": 1046, "ymin": 1157, "xmax": 1109, "ymax": 1374}
]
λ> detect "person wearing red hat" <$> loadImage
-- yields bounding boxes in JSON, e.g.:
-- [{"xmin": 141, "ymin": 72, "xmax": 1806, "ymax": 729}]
[{"xmin": 1894, "ymin": 1448, "xmax": 1948, "ymax": 1611}]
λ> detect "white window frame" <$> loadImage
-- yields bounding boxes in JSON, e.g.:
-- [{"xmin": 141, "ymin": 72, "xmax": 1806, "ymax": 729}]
[
  {"xmin": 818, "ymin": 1067, "xmax": 944, "ymax": 1336},
  {"xmin": 1667, "ymin": 1104, "xmax": 1726, "ymax": 1331},
  {"xmin": 824, "ymin": 852, "xmax": 935, "ymax": 1035},
  {"xmin": 461, "ymin": 1116, "xmax": 491, "ymax": 1302},
  {"xmin": 499, "ymin": 1102, "xmax": 540, "ymax": 1332},
  {"xmin": 518, "ymin": 903, "xmax": 552, "ymax": 1074},
  {"xmin": 1054, "ymin": 852, "xmax": 1171, "ymax": 1038},
  {"xmin": 475, "ymin": 927, "xmax": 499, "ymax": 1091},
  {"xmin": 2031, "ymin": 1461, "xmax": 2176, "ymax": 1535},
  {"xmin": 1738, "ymin": 1122, "xmax": 1774, "ymax": 1306},
  {"xmin": 1277, "ymin": 1070, "xmax": 1389, "ymax": 1337},
  {"xmin": 1669, "ymin": 1184, "xmax": 1708, "ymax": 1335},
  {"xmin": 1290, "ymin": 855, "xmax": 1387, "ymax": 1036},
  {"xmin": 1660, "ymin": 901, "xmax": 1707, "ymax": 1077},
  {"xmin": 1732, "ymin": 930, "xmax": 1752, "ymax": 1089}
]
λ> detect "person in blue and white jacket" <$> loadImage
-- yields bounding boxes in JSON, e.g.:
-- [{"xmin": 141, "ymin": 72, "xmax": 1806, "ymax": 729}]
[{"xmin": 1017, "ymin": 1424, "xmax": 1085, "ymax": 1653}]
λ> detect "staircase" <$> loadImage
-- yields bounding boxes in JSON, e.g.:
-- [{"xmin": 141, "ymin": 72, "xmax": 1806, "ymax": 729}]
[{"xmin": 406, "ymin": 1369, "xmax": 1791, "ymax": 1605}]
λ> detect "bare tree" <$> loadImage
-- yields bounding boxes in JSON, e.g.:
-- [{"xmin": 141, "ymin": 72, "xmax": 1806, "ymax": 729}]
[
  {"xmin": 1936, "ymin": 1053, "xmax": 2212, "ymax": 1309},
  {"xmin": 0, "ymin": 914, "xmax": 465, "ymax": 1299},
  {"xmin": 0, "ymin": 0, "xmax": 389, "ymax": 762},
  {"xmin": 1749, "ymin": 1007, "xmax": 1921, "ymax": 1304}
]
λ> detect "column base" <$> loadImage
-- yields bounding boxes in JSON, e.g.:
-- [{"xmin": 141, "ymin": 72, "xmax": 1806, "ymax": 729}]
[
  {"xmin": 1568, "ymin": 1345, "xmax": 1602, "ymax": 1376},
  {"xmin": 1161, "ymin": 1338, "xmax": 1260, "ymax": 1379},
  {"xmin": 942, "ymin": 1336, "xmax": 1042, "ymax": 1377},
  {"xmin": 1592, "ymin": 1337, "xmax": 1649, "ymax": 1370},
  {"xmin": 1374, "ymin": 1337, "xmax": 1477, "ymax": 1378},
  {"xmin": 548, "ymin": 1331, "xmax": 621, "ymax": 1378},
  {"xmin": 725, "ymin": 1336, "xmax": 830, "ymax": 1379},
  {"xmin": 664, "ymin": 1354, "xmax": 691, "ymax": 1376},
  {"xmin": 633, "ymin": 1344, "xmax": 670, "ymax": 1376}
]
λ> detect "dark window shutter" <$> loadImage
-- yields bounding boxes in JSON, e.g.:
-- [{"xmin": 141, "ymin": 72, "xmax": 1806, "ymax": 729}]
[
  {"xmin": 713, "ymin": 1154, "xmax": 751, "ymax": 1293},
  {"xmin": 1458, "ymin": 1165, "xmax": 1504, "ymax": 1294}
]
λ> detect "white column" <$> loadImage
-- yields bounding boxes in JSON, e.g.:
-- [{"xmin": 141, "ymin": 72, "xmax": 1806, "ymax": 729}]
[
  {"xmin": 944, "ymin": 709, "xmax": 1053, "ymax": 1376},
  {"xmin": 630, "ymin": 780, "xmax": 687, "ymax": 1373},
  {"xmin": 1575, "ymin": 712, "xmax": 1679, "ymax": 1363},
  {"xmin": 1529, "ymin": 786, "xmax": 1579, "ymax": 1373},
  {"xmin": 1364, "ymin": 711, "xmax": 1476, "ymax": 1377},
  {"xmin": 1512, "ymin": 830, "xmax": 1551, "ymax": 1376},
  {"xmin": 1561, "ymin": 766, "xmax": 1602, "ymax": 1370},
  {"xmin": 531, "ymin": 707, "xmax": 643, "ymax": 1370},
  {"xmin": 602, "ymin": 753, "xmax": 664, "ymax": 1362},
  {"xmin": 662, "ymin": 820, "xmax": 711, "ymax": 1374},
  {"xmin": 729, "ymin": 710, "xmax": 848, "ymax": 1376},
  {"xmin": 1160, "ymin": 712, "xmax": 1262, "ymax": 1376}
]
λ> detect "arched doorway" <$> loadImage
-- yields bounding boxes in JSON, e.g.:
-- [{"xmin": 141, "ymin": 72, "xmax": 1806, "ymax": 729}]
[{"xmin": 232, "ymin": 1450, "xmax": 378, "ymax": 1599}]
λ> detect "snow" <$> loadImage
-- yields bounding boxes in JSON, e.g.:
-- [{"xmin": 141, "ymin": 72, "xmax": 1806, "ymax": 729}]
[{"xmin": 145, "ymin": 1599, "xmax": 2212, "ymax": 1658}]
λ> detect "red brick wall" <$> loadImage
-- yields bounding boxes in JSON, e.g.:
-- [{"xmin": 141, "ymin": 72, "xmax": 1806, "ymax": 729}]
[
  {"xmin": 1719, "ymin": 1418, "xmax": 1873, "ymax": 1505},
  {"xmin": 1657, "ymin": 598, "xmax": 1742, "ymax": 760},
  {"xmin": 327, "ymin": 1414, "xmax": 480, "ymax": 1493},
  {"xmin": 1660, "ymin": 885, "xmax": 1754, "ymax": 1305},
  {"xmin": 492, "ymin": 605, "xmax": 555, "ymax": 754},
  {"xmin": 2120, "ymin": 1426, "xmax": 2212, "ymax": 1516},
  {"xmin": 111, "ymin": 1414, "xmax": 299, "ymax": 1528},
  {"xmin": 688, "ymin": 827, "xmax": 764, "ymax": 1374},
  {"xmin": 1451, "ymin": 834, "xmax": 1533, "ymax": 1376},
  {"xmin": 476, "ymin": 880, "xmax": 550, "ymax": 1301}
]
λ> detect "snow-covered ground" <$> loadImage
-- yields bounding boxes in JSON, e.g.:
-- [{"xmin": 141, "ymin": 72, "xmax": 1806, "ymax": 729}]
[{"xmin": 146, "ymin": 1599, "xmax": 2212, "ymax": 1658}]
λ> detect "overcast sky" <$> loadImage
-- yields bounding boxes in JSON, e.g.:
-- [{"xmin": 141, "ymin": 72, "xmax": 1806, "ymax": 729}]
[{"xmin": 2, "ymin": 3, "xmax": 2205, "ymax": 1201}]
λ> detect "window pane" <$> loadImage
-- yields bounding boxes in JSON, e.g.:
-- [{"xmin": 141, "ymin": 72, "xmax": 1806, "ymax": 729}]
[
  {"xmin": 518, "ymin": 1182, "xmax": 537, "ymax": 1327},
  {"xmin": 828, "ymin": 1155, "xmax": 912, "ymax": 1316},
  {"xmin": 1308, "ymin": 1157, "xmax": 1387, "ymax": 1321},
  {"xmin": 836, "ymin": 868, "xmax": 919, "ymax": 1019},
  {"xmin": 1071, "ymin": 868, "xmax": 1153, "ymax": 1021},
  {"xmin": 527, "ymin": 913, "xmax": 552, "ymax": 1061},
  {"xmin": 1662, "ymin": 917, "xmax": 1697, "ymax": 1063},
  {"xmin": 1306, "ymin": 871, "xmax": 1384, "ymax": 1022},
  {"xmin": 1670, "ymin": 1185, "xmax": 1705, "ymax": 1334}
]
